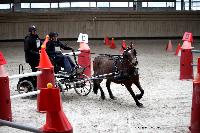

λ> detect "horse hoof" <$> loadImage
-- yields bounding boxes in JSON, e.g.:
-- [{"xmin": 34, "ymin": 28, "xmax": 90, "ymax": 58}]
[
  {"xmin": 110, "ymin": 96, "xmax": 116, "ymax": 100},
  {"xmin": 93, "ymin": 90, "xmax": 98, "ymax": 95},
  {"xmin": 136, "ymin": 102, "xmax": 143, "ymax": 108},
  {"xmin": 101, "ymin": 96, "xmax": 106, "ymax": 100},
  {"xmin": 136, "ymin": 94, "xmax": 142, "ymax": 100}
]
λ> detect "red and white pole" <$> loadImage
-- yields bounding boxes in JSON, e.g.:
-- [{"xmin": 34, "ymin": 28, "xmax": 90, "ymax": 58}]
[
  {"xmin": 77, "ymin": 33, "xmax": 91, "ymax": 77},
  {"xmin": 180, "ymin": 32, "xmax": 194, "ymax": 80},
  {"xmin": 0, "ymin": 52, "xmax": 12, "ymax": 121}
]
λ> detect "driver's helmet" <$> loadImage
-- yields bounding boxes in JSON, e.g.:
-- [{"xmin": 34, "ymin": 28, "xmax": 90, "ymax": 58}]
[
  {"xmin": 49, "ymin": 32, "xmax": 58, "ymax": 38},
  {"xmin": 28, "ymin": 25, "xmax": 36, "ymax": 32}
]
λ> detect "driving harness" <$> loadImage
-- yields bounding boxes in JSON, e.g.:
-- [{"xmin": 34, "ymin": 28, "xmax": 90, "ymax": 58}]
[{"xmin": 111, "ymin": 55, "xmax": 138, "ymax": 81}]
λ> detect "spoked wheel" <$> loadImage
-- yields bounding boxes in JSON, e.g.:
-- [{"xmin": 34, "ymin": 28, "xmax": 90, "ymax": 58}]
[
  {"xmin": 17, "ymin": 80, "xmax": 34, "ymax": 94},
  {"xmin": 74, "ymin": 74, "xmax": 92, "ymax": 96}
]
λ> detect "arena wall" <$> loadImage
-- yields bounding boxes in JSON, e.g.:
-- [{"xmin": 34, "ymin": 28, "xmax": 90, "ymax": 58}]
[{"xmin": 0, "ymin": 11, "xmax": 200, "ymax": 40}]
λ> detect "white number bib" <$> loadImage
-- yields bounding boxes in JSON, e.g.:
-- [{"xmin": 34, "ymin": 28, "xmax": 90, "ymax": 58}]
[
  {"xmin": 36, "ymin": 39, "xmax": 40, "ymax": 48},
  {"xmin": 55, "ymin": 46, "xmax": 61, "ymax": 52}
]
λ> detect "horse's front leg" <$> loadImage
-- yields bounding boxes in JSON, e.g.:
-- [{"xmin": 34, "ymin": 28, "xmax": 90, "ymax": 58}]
[
  {"xmin": 106, "ymin": 80, "xmax": 116, "ymax": 100},
  {"xmin": 125, "ymin": 84, "xmax": 143, "ymax": 107},
  {"xmin": 134, "ymin": 81, "xmax": 144, "ymax": 100}
]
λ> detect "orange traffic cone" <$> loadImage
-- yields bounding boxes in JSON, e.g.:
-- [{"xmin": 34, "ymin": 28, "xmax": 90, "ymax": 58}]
[
  {"xmin": 104, "ymin": 36, "xmax": 110, "ymax": 46},
  {"xmin": 110, "ymin": 38, "xmax": 116, "ymax": 49},
  {"xmin": 166, "ymin": 40, "xmax": 173, "ymax": 52},
  {"xmin": 41, "ymin": 35, "xmax": 49, "ymax": 49},
  {"xmin": 38, "ymin": 45, "xmax": 53, "ymax": 69},
  {"xmin": 175, "ymin": 43, "xmax": 181, "ymax": 56},
  {"xmin": 120, "ymin": 40, "xmax": 126, "ymax": 53},
  {"xmin": 39, "ymin": 83, "xmax": 73, "ymax": 133}
]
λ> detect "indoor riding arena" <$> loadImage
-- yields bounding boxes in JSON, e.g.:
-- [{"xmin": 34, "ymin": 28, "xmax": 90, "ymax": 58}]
[{"xmin": 0, "ymin": 1, "xmax": 200, "ymax": 133}]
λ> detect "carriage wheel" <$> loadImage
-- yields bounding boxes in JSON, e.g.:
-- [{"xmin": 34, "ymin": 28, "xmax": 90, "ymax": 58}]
[
  {"xmin": 74, "ymin": 74, "xmax": 92, "ymax": 96},
  {"xmin": 17, "ymin": 80, "xmax": 35, "ymax": 94},
  {"xmin": 55, "ymin": 79, "xmax": 66, "ymax": 95}
]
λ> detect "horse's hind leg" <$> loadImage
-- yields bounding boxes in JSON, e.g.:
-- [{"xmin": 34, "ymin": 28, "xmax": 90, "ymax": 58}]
[
  {"xmin": 106, "ymin": 80, "xmax": 116, "ymax": 100},
  {"xmin": 134, "ymin": 81, "xmax": 144, "ymax": 100},
  {"xmin": 93, "ymin": 80, "xmax": 105, "ymax": 100},
  {"xmin": 125, "ymin": 84, "xmax": 143, "ymax": 107},
  {"xmin": 99, "ymin": 85, "xmax": 105, "ymax": 100},
  {"xmin": 93, "ymin": 80, "xmax": 99, "ymax": 94},
  {"xmin": 93, "ymin": 79, "xmax": 103, "ymax": 94}
]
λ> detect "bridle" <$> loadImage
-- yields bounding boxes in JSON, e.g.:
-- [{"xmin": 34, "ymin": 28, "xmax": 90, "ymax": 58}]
[{"xmin": 123, "ymin": 47, "xmax": 138, "ymax": 67}]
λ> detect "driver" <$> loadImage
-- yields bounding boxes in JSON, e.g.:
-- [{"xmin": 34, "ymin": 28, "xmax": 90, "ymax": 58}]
[{"xmin": 46, "ymin": 32, "xmax": 76, "ymax": 74}]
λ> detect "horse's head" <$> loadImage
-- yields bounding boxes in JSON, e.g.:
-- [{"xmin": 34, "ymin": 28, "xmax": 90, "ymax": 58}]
[{"xmin": 122, "ymin": 43, "xmax": 138, "ymax": 66}]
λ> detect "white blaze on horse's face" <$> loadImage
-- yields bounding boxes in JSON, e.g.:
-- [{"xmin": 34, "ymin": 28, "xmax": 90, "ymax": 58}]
[{"xmin": 128, "ymin": 49, "xmax": 137, "ymax": 65}]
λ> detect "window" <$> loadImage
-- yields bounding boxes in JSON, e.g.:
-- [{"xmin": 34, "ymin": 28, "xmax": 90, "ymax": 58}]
[
  {"xmin": 21, "ymin": 3, "xmax": 30, "ymax": 8},
  {"xmin": 110, "ymin": 2, "xmax": 128, "ymax": 7},
  {"xmin": 142, "ymin": 2, "xmax": 148, "ymax": 7},
  {"xmin": 31, "ymin": 3, "xmax": 50, "ymax": 8},
  {"xmin": 129, "ymin": 2, "xmax": 133, "ymax": 7},
  {"xmin": 97, "ymin": 2, "xmax": 109, "ymax": 7},
  {"xmin": 166, "ymin": 2, "xmax": 174, "ymax": 7},
  {"xmin": 71, "ymin": 2, "xmax": 89, "ymax": 7},
  {"xmin": 192, "ymin": 1, "xmax": 200, "ymax": 10},
  {"xmin": 147, "ymin": 2, "xmax": 167, "ymax": 7},
  {"xmin": 142, "ymin": 2, "xmax": 174, "ymax": 8},
  {"xmin": 185, "ymin": 1, "xmax": 189, "ymax": 10},
  {"xmin": 51, "ymin": 3, "xmax": 58, "ymax": 8},
  {"xmin": 176, "ymin": 2, "xmax": 181, "ymax": 10},
  {"xmin": 0, "ymin": 4, "xmax": 10, "ymax": 9},
  {"xmin": 59, "ymin": 2, "xmax": 70, "ymax": 8},
  {"xmin": 89, "ymin": 2, "xmax": 96, "ymax": 7}
]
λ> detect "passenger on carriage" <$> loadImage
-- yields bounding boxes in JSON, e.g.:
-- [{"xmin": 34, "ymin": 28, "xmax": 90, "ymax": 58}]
[
  {"xmin": 24, "ymin": 25, "xmax": 41, "ymax": 72},
  {"xmin": 46, "ymin": 32, "xmax": 76, "ymax": 74}
]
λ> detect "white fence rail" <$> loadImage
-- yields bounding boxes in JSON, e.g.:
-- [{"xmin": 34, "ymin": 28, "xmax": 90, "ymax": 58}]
[
  {"xmin": 11, "ymin": 90, "xmax": 40, "ymax": 99},
  {"xmin": 9, "ymin": 71, "xmax": 42, "ymax": 80}
]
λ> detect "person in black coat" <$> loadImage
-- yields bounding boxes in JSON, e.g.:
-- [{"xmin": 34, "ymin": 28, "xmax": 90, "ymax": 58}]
[
  {"xmin": 46, "ymin": 32, "xmax": 75, "ymax": 73},
  {"xmin": 24, "ymin": 25, "xmax": 41, "ymax": 72}
]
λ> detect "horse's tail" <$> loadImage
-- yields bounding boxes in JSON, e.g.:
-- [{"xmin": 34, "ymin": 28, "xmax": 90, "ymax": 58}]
[{"xmin": 93, "ymin": 79, "xmax": 99, "ymax": 94}]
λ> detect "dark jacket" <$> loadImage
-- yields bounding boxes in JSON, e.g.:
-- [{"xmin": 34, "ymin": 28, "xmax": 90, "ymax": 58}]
[
  {"xmin": 24, "ymin": 34, "xmax": 41, "ymax": 65},
  {"xmin": 46, "ymin": 40, "xmax": 72, "ymax": 57}
]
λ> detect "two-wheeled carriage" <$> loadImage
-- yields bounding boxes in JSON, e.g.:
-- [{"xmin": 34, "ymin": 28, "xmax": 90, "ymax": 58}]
[{"xmin": 16, "ymin": 50, "xmax": 93, "ymax": 96}]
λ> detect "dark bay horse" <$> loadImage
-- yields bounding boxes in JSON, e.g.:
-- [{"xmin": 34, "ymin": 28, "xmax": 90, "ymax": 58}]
[{"xmin": 93, "ymin": 43, "xmax": 144, "ymax": 107}]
